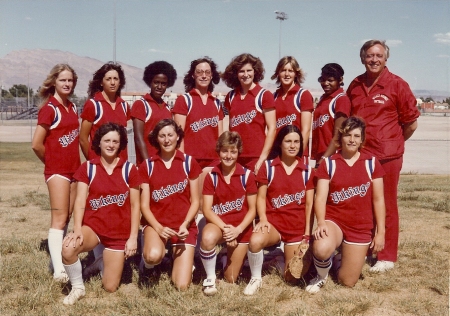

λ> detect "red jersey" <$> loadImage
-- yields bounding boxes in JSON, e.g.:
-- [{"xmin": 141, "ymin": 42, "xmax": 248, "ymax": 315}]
[
  {"xmin": 347, "ymin": 67, "xmax": 420, "ymax": 160},
  {"xmin": 316, "ymin": 152, "xmax": 384, "ymax": 231},
  {"xmin": 224, "ymin": 84, "xmax": 275, "ymax": 158},
  {"xmin": 203, "ymin": 163, "xmax": 257, "ymax": 239},
  {"xmin": 37, "ymin": 96, "xmax": 81, "ymax": 175},
  {"xmin": 75, "ymin": 157, "xmax": 142, "ymax": 241},
  {"xmin": 81, "ymin": 91, "xmax": 130, "ymax": 160},
  {"xmin": 311, "ymin": 88, "xmax": 351, "ymax": 161},
  {"xmin": 139, "ymin": 150, "xmax": 202, "ymax": 228},
  {"xmin": 131, "ymin": 93, "xmax": 172, "ymax": 164},
  {"xmin": 172, "ymin": 89, "xmax": 224, "ymax": 160},
  {"xmin": 256, "ymin": 157, "xmax": 314, "ymax": 235}
]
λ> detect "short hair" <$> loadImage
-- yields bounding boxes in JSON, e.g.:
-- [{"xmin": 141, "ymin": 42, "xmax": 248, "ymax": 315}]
[
  {"xmin": 336, "ymin": 116, "xmax": 366, "ymax": 147},
  {"xmin": 183, "ymin": 57, "xmax": 220, "ymax": 93},
  {"xmin": 319, "ymin": 63, "xmax": 345, "ymax": 86},
  {"xmin": 215, "ymin": 131, "xmax": 243, "ymax": 155},
  {"xmin": 268, "ymin": 125, "xmax": 303, "ymax": 160},
  {"xmin": 360, "ymin": 40, "xmax": 390, "ymax": 63},
  {"xmin": 221, "ymin": 53, "xmax": 265, "ymax": 89},
  {"xmin": 148, "ymin": 119, "xmax": 184, "ymax": 152},
  {"xmin": 143, "ymin": 61, "xmax": 177, "ymax": 88},
  {"xmin": 88, "ymin": 62, "xmax": 126, "ymax": 98},
  {"xmin": 270, "ymin": 56, "xmax": 305, "ymax": 85},
  {"xmin": 91, "ymin": 122, "xmax": 128, "ymax": 156},
  {"xmin": 39, "ymin": 64, "xmax": 78, "ymax": 106}
]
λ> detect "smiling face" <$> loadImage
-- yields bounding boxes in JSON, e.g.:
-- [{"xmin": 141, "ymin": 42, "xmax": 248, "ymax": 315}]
[
  {"xmin": 319, "ymin": 75, "xmax": 341, "ymax": 96},
  {"xmin": 54, "ymin": 70, "xmax": 74, "ymax": 98},
  {"xmin": 193, "ymin": 62, "xmax": 212, "ymax": 90},
  {"xmin": 281, "ymin": 132, "xmax": 301, "ymax": 159},
  {"xmin": 219, "ymin": 145, "xmax": 239, "ymax": 169},
  {"xmin": 341, "ymin": 127, "xmax": 363, "ymax": 155},
  {"xmin": 238, "ymin": 63, "xmax": 255, "ymax": 87},
  {"xmin": 150, "ymin": 74, "xmax": 168, "ymax": 100},
  {"xmin": 99, "ymin": 131, "xmax": 121, "ymax": 159},
  {"xmin": 157, "ymin": 125, "xmax": 179, "ymax": 155},
  {"xmin": 363, "ymin": 44, "xmax": 387, "ymax": 77},
  {"xmin": 101, "ymin": 70, "xmax": 120, "ymax": 96},
  {"xmin": 278, "ymin": 62, "xmax": 296, "ymax": 88}
]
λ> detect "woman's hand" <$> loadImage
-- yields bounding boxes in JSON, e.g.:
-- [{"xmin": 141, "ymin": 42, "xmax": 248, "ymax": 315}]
[
  {"xmin": 223, "ymin": 224, "xmax": 242, "ymax": 242},
  {"xmin": 63, "ymin": 228, "xmax": 83, "ymax": 248},
  {"xmin": 155, "ymin": 225, "xmax": 178, "ymax": 240},
  {"xmin": 226, "ymin": 239, "xmax": 238, "ymax": 248},
  {"xmin": 313, "ymin": 222, "xmax": 329, "ymax": 239},
  {"xmin": 177, "ymin": 223, "xmax": 189, "ymax": 240},
  {"xmin": 124, "ymin": 237, "xmax": 137, "ymax": 259},
  {"xmin": 253, "ymin": 219, "xmax": 271, "ymax": 234},
  {"xmin": 370, "ymin": 232, "xmax": 385, "ymax": 254}
]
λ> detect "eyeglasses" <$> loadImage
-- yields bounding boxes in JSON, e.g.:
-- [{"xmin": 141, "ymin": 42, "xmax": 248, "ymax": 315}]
[{"xmin": 195, "ymin": 69, "xmax": 212, "ymax": 76}]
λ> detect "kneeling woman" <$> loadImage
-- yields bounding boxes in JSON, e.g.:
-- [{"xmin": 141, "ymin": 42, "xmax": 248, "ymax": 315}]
[
  {"xmin": 62, "ymin": 123, "xmax": 141, "ymax": 305},
  {"xmin": 306, "ymin": 117, "xmax": 385, "ymax": 294},
  {"xmin": 139, "ymin": 119, "xmax": 201, "ymax": 290},
  {"xmin": 244, "ymin": 125, "xmax": 315, "ymax": 295},
  {"xmin": 200, "ymin": 131, "xmax": 257, "ymax": 295}
]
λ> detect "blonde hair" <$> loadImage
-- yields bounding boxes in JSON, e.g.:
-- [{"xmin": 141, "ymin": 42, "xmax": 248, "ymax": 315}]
[
  {"xmin": 271, "ymin": 56, "xmax": 305, "ymax": 85},
  {"xmin": 39, "ymin": 64, "xmax": 77, "ymax": 108}
]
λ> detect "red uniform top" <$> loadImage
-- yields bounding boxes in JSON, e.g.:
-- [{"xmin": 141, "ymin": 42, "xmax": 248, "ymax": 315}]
[
  {"xmin": 316, "ymin": 152, "xmax": 385, "ymax": 231},
  {"xmin": 81, "ymin": 91, "xmax": 130, "ymax": 160},
  {"xmin": 203, "ymin": 162, "xmax": 257, "ymax": 228},
  {"xmin": 347, "ymin": 67, "xmax": 420, "ymax": 160},
  {"xmin": 75, "ymin": 157, "xmax": 141, "ymax": 240},
  {"xmin": 256, "ymin": 156, "xmax": 314, "ymax": 235},
  {"xmin": 37, "ymin": 96, "xmax": 81, "ymax": 175},
  {"xmin": 139, "ymin": 150, "xmax": 202, "ymax": 228},
  {"xmin": 172, "ymin": 89, "xmax": 224, "ymax": 160},
  {"xmin": 224, "ymin": 84, "xmax": 275, "ymax": 158},
  {"xmin": 130, "ymin": 93, "xmax": 172, "ymax": 164},
  {"xmin": 311, "ymin": 88, "xmax": 351, "ymax": 161}
]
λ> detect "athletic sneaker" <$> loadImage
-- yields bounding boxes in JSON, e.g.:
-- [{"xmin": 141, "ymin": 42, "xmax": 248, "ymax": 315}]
[
  {"xmin": 243, "ymin": 277, "xmax": 262, "ymax": 295},
  {"xmin": 63, "ymin": 288, "xmax": 85, "ymax": 305},
  {"xmin": 82, "ymin": 255, "xmax": 104, "ymax": 278},
  {"xmin": 53, "ymin": 270, "xmax": 69, "ymax": 283},
  {"xmin": 369, "ymin": 260, "xmax": 394, "ymax": 273},
  {"xmin": 305, "ymin": 275, "xmax": 327, "ymax": 294},
  {"xmin": 202, "ymin": 278, "xmax": 217, "ymax": 296}
]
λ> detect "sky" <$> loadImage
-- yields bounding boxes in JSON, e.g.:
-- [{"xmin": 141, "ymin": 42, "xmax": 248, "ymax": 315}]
[{"xmin": 1, "ymin": 0, "xmax": 449, "ymax": 93}]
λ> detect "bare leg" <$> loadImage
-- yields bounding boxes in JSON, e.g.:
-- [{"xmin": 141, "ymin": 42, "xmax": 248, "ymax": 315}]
[
  {"xmin": 172, "ymin": 245, "xmax": 195, "ymax": 290},
  {"xmin": 142, "ymin": 226, "xmax": 166, "ymax": 266},
  {"xmin": 338, "ymin": 243, "xmax": 370, "ymax": 287},
  {"xmin": 102, "ymin": 249, "xmax": 125, "ymax": 292},
  {"xmin": 224, "ymin": 243, "xmax": 248, "ymax": 283}
]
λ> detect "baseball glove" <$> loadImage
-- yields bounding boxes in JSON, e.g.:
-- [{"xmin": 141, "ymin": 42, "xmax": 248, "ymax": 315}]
[{"xmin": 288, "ymin": 239, "xmax": 312, "ymax": 279}]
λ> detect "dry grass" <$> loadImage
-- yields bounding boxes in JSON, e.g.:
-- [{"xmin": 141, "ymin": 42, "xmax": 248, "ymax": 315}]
[{"xmin": 0, "ymin": 142, "xmax": 448, "ymax": 315}]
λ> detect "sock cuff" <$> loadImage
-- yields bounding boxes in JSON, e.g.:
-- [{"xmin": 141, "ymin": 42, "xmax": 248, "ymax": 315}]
[
  {"xmin": 49, "ymin": 228, "xmax": 64, "ymax": 235},
  {"xmin": 200, "ymin": 247, "xmax": 216, "ymax": 260},
  {"xmin": 313, "ymin": 255, "xmax": 332, "ymax": 268},
  {"xmin": 63, "ymin": 258, "xmax": 80, "ymax": 269}
]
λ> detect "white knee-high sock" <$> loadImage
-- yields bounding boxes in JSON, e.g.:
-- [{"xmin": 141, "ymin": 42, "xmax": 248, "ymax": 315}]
[
  {"xmin": 313, "ymin": 255, "xmax": 332, "ymax": 279},
  {"xmin": 48, "ymin": 228, "xmax": 64, "ymax": 276},
  {"xmin": 64, "ymin": 259, "xmax": 85, "ymax": 290},
  {"xmin": 200, "ymin": 247, "xmax": 217, "ymax": 280},
  {"xmin": 247, "ymin": 250, "xmax": 264, "ymax": 279}
]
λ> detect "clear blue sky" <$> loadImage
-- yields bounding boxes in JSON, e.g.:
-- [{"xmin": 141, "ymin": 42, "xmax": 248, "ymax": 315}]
[{"xmin": 1, "ymin": 0, "xmax": 449, "ymax": 92}]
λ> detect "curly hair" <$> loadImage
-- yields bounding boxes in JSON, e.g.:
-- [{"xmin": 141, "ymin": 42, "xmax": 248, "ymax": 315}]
[
  {"xmin": 215, "ymin": 131, "xmax": 243, "ymax": 155},
  {"xmin": 87, "ymin": 62, "xmax": 126, "ymax": 98},
  {"xmin": 319, "ymin": 63, "xmax": 345, "ymax": 87},
  {"xmin": 336, "ymin": 116, "xmax": 366, "ymax": 147},
  {"xmin": 39, "ymin": 64, "xmax": 78, "ymax": 106},
  {"xmin": 360, "ymin": 39, "xmax": 389, "ymax": 63},
  {"xmin": 183, "ymin": 57, "xmax": 220, "ymax": 92},
  {"xmin": 221, "ymin": 53, "xmax": 265, "ymax": 89},
  {"xmin": 148, "ymin": 119, "xmax": 184, "ymax": 152},
  {"xmin": 270, "ymin": 56, "xmax": 305, "ymax": 86},
  {"xmin": 143, "ymin": 61, "xmax": 177, "ymax": 88},
  {"xmin": 268, "ymin": 125, "xmax": 303, "ymax": 160},
  {"xmin": 91, "ymin": 122, "xmax": 128, "ymax": 156}
]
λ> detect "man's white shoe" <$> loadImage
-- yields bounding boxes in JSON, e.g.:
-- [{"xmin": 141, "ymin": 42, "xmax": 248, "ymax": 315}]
[
  {"xmin": 305, "ymin": 275, "xmax": 327, "ymax": 294},
  {"xmin": 369, "ymin": 260, "xmax": 394, "ymax": 273},
  {"xmin": 243, "ymin": 277, "xmax": 262, "ymax": 295},
  {"xmin": 63, "ymin": 288, "xmax": 85, "ymax": 305}
]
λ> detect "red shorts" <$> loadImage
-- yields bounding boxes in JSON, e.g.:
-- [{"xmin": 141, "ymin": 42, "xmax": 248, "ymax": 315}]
[
  {"xmin": 325, "ymin": 219, "xmax": 372, "ymax": 244},
  {"xmin": 45, "ymin": 173, "xmax": 75, "ymax": 183},
  {"xmin": 143, "ymin": 222, "xmax": 198, "ymax": 247},
  {"xmin": 265, "ymin": 213, "xmax": 305, "ymax": 244},
  {"xmin": 86, "ymin": 225, "xmax": 128, "ymax": 251}
]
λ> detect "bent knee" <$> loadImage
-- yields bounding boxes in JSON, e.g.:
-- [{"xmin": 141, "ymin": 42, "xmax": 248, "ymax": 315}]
[
  {"xmin": 338, "ymin": 276, "xmax": 358, "ymax": 287},
  {"xmin": 143, "ymin": 248, "xmax": 164, "ymax": 264},
  {"xmin": 103, "ymin": 282, "xmax": 119, "ymax": 293},
  {"xmin": 248, "ymin": 236, "xmax": 266, "ymax": 253}
]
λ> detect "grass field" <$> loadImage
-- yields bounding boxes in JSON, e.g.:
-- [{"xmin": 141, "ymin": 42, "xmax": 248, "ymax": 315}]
[{"xmin": 0, "ymin": 142, "xmax": 448, "ymax": 316}]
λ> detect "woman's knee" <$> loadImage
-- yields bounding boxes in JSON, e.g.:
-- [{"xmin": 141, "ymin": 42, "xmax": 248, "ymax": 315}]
[
  {"xmin": 142, "ymin": 247, "xmax": 164, "ymax": 264},
  {"xmin": 312, "ymin": 241, "xmax": 335, "ymax": 260},
  {"xmin": 102, "ymin": 279, "xmax": 120, "ymax": 292},
  {"xmin": 338, "ymin": 275, "xmax": 358, "ymax": 287},
  {"xmin": 201, "ymin": 229, "xmax": 220, "ymax": 249},
  {"xmin": 248, "ymin": 234, "xmax": 266, "ymax": 253}
]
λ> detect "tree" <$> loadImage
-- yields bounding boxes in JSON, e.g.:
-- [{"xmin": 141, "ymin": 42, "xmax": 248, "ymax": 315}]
[
  {"xmin": 8, "ymin": 84, "xmax": 33, "ymax": 98},
  {"xmin": 443, "ymin": 97, "xmax": 450, "ymax": 104},
  {"xmin": 424, "ymin": 97, "xmax": 434, "ymax": 103}
]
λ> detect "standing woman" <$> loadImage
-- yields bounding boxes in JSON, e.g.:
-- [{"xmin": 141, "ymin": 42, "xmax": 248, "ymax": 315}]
[
  {"xmin": 32, "ymin": 64, "xmax": 80, "ymax": 282},
  {"xmin": 131, "ymin": 61, "xmax": 177, "ymax": 165},
  {"xmin": 221, "ymin": 53, "xmax": 276, "ymax": 174},
  {"xmin": 79, "ymin": 62, "xmax": 130, "ymax": 161},
  {"xmin": 271, "ymin": 56, "xmax": 314, "ymax": 164},
  {"xmin": 139, "ymin": 119, "xmax": 201, "ymax": 290},
  {"xmin": 62, "ymin": 123, "xmax": 141, "ymax": 305},
  {"xmin": 306, "ymin": 117, "xmax": 385, "ymax": 294},
  {"xmin": 311, "ymin": 63, "xmax": 351, "ymax": 168},
  {"xmin": 172, "ymin": 57, "xmax": 223, "ymax": 169},
  {"xmin": 244, "ymin": 125, "xmax": 315, "ymax": 295},
  {"xmin": 200, "ymin": 131, "xmax": 257, "ymax": 295}
]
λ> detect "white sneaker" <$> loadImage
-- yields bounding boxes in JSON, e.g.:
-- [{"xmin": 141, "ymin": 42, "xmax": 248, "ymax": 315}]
[
  {"xmin": 53, "ymin": 270, "xmax": 69, "ymax": 283},
  {"xmin": 82, "ymin": 255, "xmax": 104, "ymax": 278},
  {"xmin": 63, "ymin": 288, "xmax": 85, "ymax": 305},
  {"xmin": 369, "ymin": 260, "xmax": 394, "ymax": 273},
  {"xmin": 202, "ymin": 278, "xmax": 218, "ymax": 296},
  {"xmin": 305, "ymin": 275, "xmax": 327, "ymax": 294},
  {"xmin": 243, "ymin": 277, "xmax": 262, "ymax": 295}
]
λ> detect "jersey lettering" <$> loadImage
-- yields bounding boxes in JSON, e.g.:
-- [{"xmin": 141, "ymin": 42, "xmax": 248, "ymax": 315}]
[
  {"xmin": 230, "ymin": 110, "xmax": 257, "ymax": 127},
  {"xmin": 58, "ymin": 128, "xmax": 79, "ymax": 147},
  {"xmin": 276, "ymin": 114, "xmax": 297, "ymax": 128},
  {"xmin": 190, "ymin": 115, "xmax": 219, "ymax": 132},
  {"xmin": 89, "ymin": 192, "xmax": 129, "ymax": 210},
  {"xmin": 330, "ymin": 182, "xmax": 371, "ymax": 204},
  {"xmin": 211, "ymin": 195, "xmax": 245, "ymax": 215},
  {"xmin": 271, "ymin": 191, "xmax": 305, "ymax": 209},
  {"xmin": 152, "ymin": 179, "xmax": 188, "ymax": 202}
]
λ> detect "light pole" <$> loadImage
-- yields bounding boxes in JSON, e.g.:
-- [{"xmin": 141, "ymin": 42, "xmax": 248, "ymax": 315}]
[{"xmin": 274, "ymin": 11, "xmax": 288, "ymax": 60}]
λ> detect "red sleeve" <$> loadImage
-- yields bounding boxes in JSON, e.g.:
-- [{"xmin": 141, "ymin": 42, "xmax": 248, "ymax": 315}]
[
  {"xmin": 130, "ymin": 99, "xmax": 146, "ymax": 121},
  {"xmin": 396, "ymin": 80, "xmax": 420, "ymax": 124},
  {"xmin": 315, "ymin": 161, "xmax": 330, "ymax": 180},
  {"xmin": 255, "ymin": 161, "xmax": 268, "ymax": 185},
  {"xmin": 335, "ymin": 95, "xmax": 351, "ymax": 117},
  {"xmin": 188, "ymin": 157, "xmax": 202, "ymax": 180},
  {"xmin": 372, "ymin": 158, "xmax": 385, "ymax": 179},
  {"xmin": 300, "ymin": 90, "xmax": 314, "ymax": 112},
  {"xmin": 138, "ymin": 160, "xmax": 150, "ymax": 184},
  {"xmin": 37, "ymin": 104, "xmax": 54, "ymax": 126},
  {"xmin": 80, "ymin": 99, "xmax": 95, "ymax": 122},
  {"xmin": 245, "ymin": 171, "xmax": 258, "ymax": 194},
  {"xmin": 172, "ymin": 95, "xmax": 188, "ymax": 115},
  {"xmin": 202, "ymin": 172, "xmax": 215, "ymax": 195},
  {"xmin": 74, "ymin": 162, "xmax": 89, "ymax": 184},
  {"xmin": 261, "ymin": 90, "xmax": 275, "ymax": 110},
  {"xmin": 128, "ymin": 164, "xmax": 143, "ymax": 188}
]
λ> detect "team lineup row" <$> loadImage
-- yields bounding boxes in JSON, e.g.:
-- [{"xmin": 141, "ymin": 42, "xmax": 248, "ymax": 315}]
[{"xmin": 31, "ymin": 39, "xmax": 420, "ymax": 305}]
